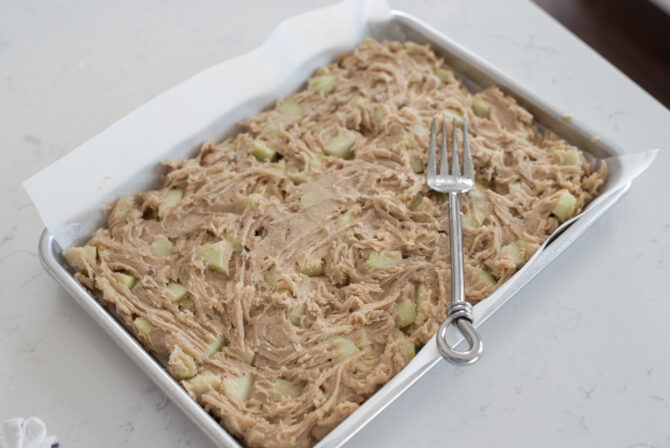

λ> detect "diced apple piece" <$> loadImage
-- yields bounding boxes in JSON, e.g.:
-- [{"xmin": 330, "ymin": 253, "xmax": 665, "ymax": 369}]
[
  {"xmin": 168, "ymin": 349, "xmax": 196, "ymax": 380},
  {"xmin": 404, "ymin": 41, "xmax": 422, "ymax": 53},
  {"xmin": 273, "ymin": 157, "xmax": 288, "ymax": 176},
  {"xmin": 287, "ymin": 303, "xmax": 306, "ymax": 325},
  {"xmin": 310, "ymin": 75, "xmax": 337, "ymax": 94},
  {"xmin": 298, "ymin": 255, "xmax": 323, "ymax": 277},
  {"xmin": 303, "ymin": 121, "xmax": 322, "ymax": 131},
  {"xmin": 409, "ymin": 195, "xmax": 436, "ymax": 218},
  {"xmin": 553, "ymin": 148, "xmax": 580, "ymax": 166},
  {"xmin": 517, "ymin": 240, "xmax": 539, "ymax": 260},
  {"xmin": 80, "ymin": 245, "xmax": 98, "ymax": 261},
  {"xmin": 115, "ymin": 272, "xmax": 137, "ymax": 290},
  {"xmin": 309, "ymin": 155, "xmax": 325, "ymax": 172},
  {"xmin": 502, "ymin": 240, "xmax": 537, "ymax": 269},
  {"xmin": 66, "ymin": 245, "xmax": 97, "ymax": 272},
  {"xmin": 335, "ymin": 271, "xmax": 351, "ymax": 286},
  {"xmin": 366, "ymin": 250, "xmax": 402, "ymax": 271},
  {"xmin": 433, "ymin": 67, "xmax": 453, "ymax": 83},
  {"xmin": 158, "ymin": 188, "xmax": 183, "ymax": 218},
  {"xmin": 133, "ymin": 317, "xmax": 152, "ymax": 334},
  {"xmin": 472, "ymin": 96, "xmax": 491, "ymax": 118},
  {"xmin": 400, "ymin": 338, "xmax": 415, "ymax": 360},
  {"xmin": 83, "ymin": 246, "xmax": 98, "ymax": 261},
  {"xmin": 167, "ymin": 282, "xmax": 188, "ymax": 303},
  {"xmin": 337, "ymin": 210, "xmax": 353, "ymax": 228},
  {"xmin": 468, "ymin": 184, "xmax": 488, "ymax": 200},
  {"xmin": 412, "ymin": 122, "xmax": 429, "ymax": 136},
  {"xmin": 410, "ymin": 156, "xmax": 424, "ymax": 174},
  {"xmin": 277, "ymin": 100, "xmax": 303, "ymax": 117},
  {"xmin": 393, "ymin": 328, "xmax": 415, "ymax": 361},
  {"xmin": 517, "ymin": 240, "xmax": 532, "ymax": 249},
  {"xmin": 396, "ymin": 298, "xmax": 417, "ymax": 328},
  {"xmin": 300, "ymin": 192, "xmax": 318, "ymax": 208},
  {"xmin": 328, "ymin": 335, "xmax": 360, "ymax": 361},
  {"xmin": 262, "ymin": 121, "xmax": 283, "ymax": 137},
  {"xmin": 478, "ymin": 268, "xmax": 497, "ymax": 286},
  {"xmin": 288, "ymin": 172, "xmax": 308, "ymax": 185},
  {"xmin": 189, "ymin": 371, "xmax": 222, "ymax": 397},
  {"xmin": 462, "ymin": 214, "xmax": 479, "ymax": 229},
  {"xmin": 324, "ymin": 132, "xmax": 355, "ymax": 159},
  {"xmin": 224, "ymin": 233, "xmax": 243, "ymax": 253},
  {"xmin": 552, "ymin": 190, "xmax": 577, "ymax": 221},
  {"xmin": 223, "ymin": 373, "xmax": 254, "ymax": 401},
  {"xmin": 252, "ymin": 139, "xmax": 277, "ymax": 162},
  {"xmin": 263, "ymin": 272, "xmax": 278, "ymax": 286},
  {"xmin": 472, "ymin": 202, "xmax": 490, "ymax": 225},
  {"xmin": 502, "ymin": 242, "xmax": 524, "ymax": 268},
  {"xmin": 373, "ymin": 106, "xmax": 385, "ymax": 122},
  {"xmin": 409, "ymin": 195, "xmax": 423, "ymax": 212},
  {"xmin": 231, "ymin": 347, "xmax": 255, "ymax": 365},
  {"xmin": 508, "ymin": 182, "xmax": 522, "ymax": 194},
  {"xmin": 150, "ymin": 235, "xmax": 173, "ymax": 257},
  {"xmin": 470, "ymin": 266, "xmax": 497, "ymax": 286},
  {"xmin": 206, "ymin": 334, "xmax": 228, "ymax": 357},
  {"xmin": 270, "ymin": 378, "xmax": 304, "ymax": 402},
  {"xmin": 263, "ymin": 272, "xmax": 278, "ymax": 287},
  {"xmin": 403, "ymin": 132, "xmax": 417, "ymax": 150},
  {"xmin": 442, "ymin": 108, "xmax": 464, "ymax": 125},
  {"xmin": 197, "ymin": 240, "xmax": 233, "ymax": 273}
]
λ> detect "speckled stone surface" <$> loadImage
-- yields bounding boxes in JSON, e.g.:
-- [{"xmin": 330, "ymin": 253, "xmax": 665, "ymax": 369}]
[{"xmin": 1, "ymin": 1, "xmax": 669, "ymax": 447}]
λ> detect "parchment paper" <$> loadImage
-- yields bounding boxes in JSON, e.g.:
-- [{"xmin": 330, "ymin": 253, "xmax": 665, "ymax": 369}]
[
  {"xmin": 23, "ymin": 0, "xmax": 393, "ymax": 248},
  {"xmin": 23, "ymin": 0, "xmax": 657, "ymax": 249}
]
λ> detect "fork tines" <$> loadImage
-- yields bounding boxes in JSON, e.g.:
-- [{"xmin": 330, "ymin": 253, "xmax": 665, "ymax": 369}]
[{"xmin": 426, "ymin": 117, "xmax": 474, "ymax": 192}]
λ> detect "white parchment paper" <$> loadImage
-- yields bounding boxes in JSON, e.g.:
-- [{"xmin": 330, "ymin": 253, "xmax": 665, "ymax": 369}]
[
  {"xmin": 22, "ymin": 0, "xmax": 657, "ymax": 249},
  {"xmin": 23, "ymin": 0, "xmax": 393, "ymax": 248}
]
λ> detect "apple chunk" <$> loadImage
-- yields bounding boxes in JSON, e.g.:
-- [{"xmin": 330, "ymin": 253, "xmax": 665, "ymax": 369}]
[{"xmin": 197, "ymin": 240, "xmax": 234, "ymax": 274}]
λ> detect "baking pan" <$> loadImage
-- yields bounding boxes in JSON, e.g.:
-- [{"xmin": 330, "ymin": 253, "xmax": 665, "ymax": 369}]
[{"xmin": 35, "ymin": 5, "xmax": 640, "ymax": 448}]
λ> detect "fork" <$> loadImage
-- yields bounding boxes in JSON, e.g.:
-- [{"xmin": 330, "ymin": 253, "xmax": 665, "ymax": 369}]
[{"xmin": 426, "ymin": 117, "xmax": 484, "ymax": 365}]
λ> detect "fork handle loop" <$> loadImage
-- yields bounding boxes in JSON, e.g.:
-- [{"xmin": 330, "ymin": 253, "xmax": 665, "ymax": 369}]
[{"xmin": 437, "ymin": 302, "xmax": 483, "ymax": 365}]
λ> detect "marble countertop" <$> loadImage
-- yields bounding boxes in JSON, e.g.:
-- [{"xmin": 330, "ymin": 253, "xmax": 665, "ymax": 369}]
[{"xmin": 1, "ymin": 0, "xmax": 669, "ymax": 447}]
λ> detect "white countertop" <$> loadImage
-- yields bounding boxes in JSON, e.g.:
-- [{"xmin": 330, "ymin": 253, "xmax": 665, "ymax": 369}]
[{"xmin": 1, "ymin": 0, "xmax": 669, "ymax": 447}]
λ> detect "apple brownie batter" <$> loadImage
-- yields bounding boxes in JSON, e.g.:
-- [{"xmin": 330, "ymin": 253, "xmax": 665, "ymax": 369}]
[{"xmin": 66, "ymin": 39, "xmax": 607, "ymax": 448}]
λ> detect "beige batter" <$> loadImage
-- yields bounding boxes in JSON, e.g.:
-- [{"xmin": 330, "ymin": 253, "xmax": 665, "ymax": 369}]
[{"xmin": 66, "ymin": 39, "xmax": 607, "ymax": 448}]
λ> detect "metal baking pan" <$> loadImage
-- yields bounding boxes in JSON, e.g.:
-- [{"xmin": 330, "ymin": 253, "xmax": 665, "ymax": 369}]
[{"xmin": 37, "ymin": 7, "xmax": 630, "ymax": 448}]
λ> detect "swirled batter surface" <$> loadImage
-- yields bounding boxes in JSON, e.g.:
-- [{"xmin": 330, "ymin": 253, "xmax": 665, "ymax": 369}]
[{"xmin": 67, "ymin": 39, "xmax": 607, "ymax": 448}]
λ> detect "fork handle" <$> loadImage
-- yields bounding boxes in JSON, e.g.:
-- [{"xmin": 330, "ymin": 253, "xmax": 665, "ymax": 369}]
[
  {"xmin": 437, "ymin": 192, "xmax": 484, "ymax": 365},
  {"xmin": 448, "ymin": 192, "xmax": 466, "ymax": 304}
]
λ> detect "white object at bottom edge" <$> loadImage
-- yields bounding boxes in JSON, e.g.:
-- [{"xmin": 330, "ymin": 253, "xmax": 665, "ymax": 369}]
[{"xmin": 1, "ymin": 418, "xmax": 57, "ymax": 448}]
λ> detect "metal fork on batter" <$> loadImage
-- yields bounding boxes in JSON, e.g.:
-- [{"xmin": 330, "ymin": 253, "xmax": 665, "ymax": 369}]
[{"xmin": 426, "ymin": 117, "xmax": 484, "ymax": 365}]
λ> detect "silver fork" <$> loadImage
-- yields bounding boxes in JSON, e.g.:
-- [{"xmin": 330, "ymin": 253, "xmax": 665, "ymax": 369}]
[{"xmin": 426, "ymin": 117, "xmax": 484, "ymax": 365}]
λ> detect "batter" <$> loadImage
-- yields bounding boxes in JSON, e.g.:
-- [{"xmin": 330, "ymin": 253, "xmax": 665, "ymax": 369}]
[{"xmin": 66, "ymin": 39, "xmax": 607, "ymax": 448}]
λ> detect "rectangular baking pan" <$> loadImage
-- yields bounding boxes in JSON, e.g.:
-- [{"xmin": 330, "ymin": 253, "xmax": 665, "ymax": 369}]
[{"xmin": 37, "ymin": 7, "xmax": 630, "ymax": 448}]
